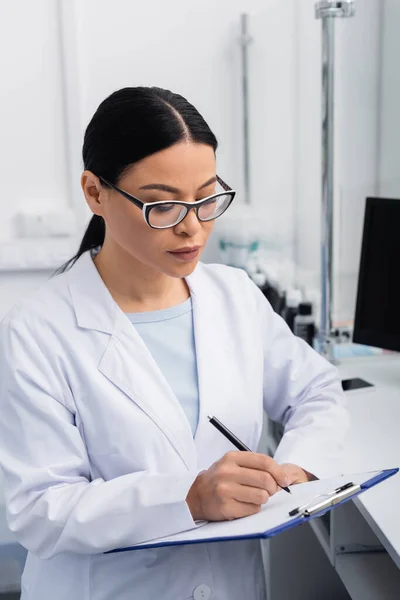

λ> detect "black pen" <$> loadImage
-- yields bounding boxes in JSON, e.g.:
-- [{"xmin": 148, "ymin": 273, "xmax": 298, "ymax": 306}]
[{"xmin": 207, "ymin": 415, "xmax": 291, "ymax": 494}]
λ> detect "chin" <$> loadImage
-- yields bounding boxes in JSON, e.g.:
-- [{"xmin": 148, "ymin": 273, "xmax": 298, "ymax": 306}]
[{"xmin": 165, "ymin": 258, "xmax": 201, "ymax": 278}]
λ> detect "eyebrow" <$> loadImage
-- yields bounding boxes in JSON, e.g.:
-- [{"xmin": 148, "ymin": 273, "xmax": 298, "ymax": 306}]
[{"xmin": 139, "ymin": 176, "xmax": 217, "ymax": 194}]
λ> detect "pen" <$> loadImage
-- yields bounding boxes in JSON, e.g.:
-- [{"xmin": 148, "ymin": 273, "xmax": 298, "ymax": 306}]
[
  {"xmin": 207, "ymin": 415, "xmax": 291, "ymax": 494},
  {"xmin": 288, "ymin": 481, "xmax": 359, "ymax": 517}
]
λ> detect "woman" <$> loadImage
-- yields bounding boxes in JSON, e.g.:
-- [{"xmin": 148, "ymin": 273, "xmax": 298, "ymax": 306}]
[{"xmin": 0, "ymin": 87, "xmax": 348, "ymax": 600}]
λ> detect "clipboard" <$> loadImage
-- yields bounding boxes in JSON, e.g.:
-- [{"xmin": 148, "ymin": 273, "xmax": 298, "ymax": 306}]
[{"xmin": 108, "ymin": 468, "xmax": 398, "ymax": 554}]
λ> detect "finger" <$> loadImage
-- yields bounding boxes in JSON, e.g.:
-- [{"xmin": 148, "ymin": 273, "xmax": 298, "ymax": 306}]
[
  {"xmin": 232, "ymin": 453, "xmax": 289, "ymax": 489},
  {"xmin": 229, "ymin": 451, "xmax": 275, "ymax": 470},
  {"xmin": 281, "ymin": 463, "xmax": 312, "ymax": 485},
  {"xmin": 230, "ymin": 483, "xmax": 270, "ymax": 506},
  {"xmin": 236, "ymin": 468, "xmax": 279, "ymax": 496}
]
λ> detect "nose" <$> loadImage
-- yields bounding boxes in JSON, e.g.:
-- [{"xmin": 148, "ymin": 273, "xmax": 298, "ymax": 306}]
[{"xmin": 174, "ymin": 206, "xmax": 203, "ymax": 236}]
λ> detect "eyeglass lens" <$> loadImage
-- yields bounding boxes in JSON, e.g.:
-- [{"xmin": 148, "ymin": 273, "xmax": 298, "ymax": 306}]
[{"xmin": 148, "ymin": 194, "xmax": 232, "ymax": 228}]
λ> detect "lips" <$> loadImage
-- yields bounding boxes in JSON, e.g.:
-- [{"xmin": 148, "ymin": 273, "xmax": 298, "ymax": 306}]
[
  {"xmin": 170, "ymin": 246, "xmax": 201, "ymax": 254},
  {"xmin": 168, "ymin": 246, "xmax": 201, "ymax": 261}
]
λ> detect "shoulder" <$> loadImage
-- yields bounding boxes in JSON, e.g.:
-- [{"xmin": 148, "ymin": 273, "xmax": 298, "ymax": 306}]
[
  {"xmin": 189, "ymin": 262, "xmax": 262, "ymax": 316},
  {"xmin": 193, "ymin": 262, "xmax": 261, "ymax": 302},
  {"xmin": 0, "ymin": 269, "xmax": 73, "ymax": 338},
  {"xmin": 193, "ymin": 262, "xmax": 254, "ymax": 292}
]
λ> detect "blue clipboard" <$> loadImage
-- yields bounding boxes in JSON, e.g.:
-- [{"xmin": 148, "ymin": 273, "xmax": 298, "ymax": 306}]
[
  {"xmin": 260, "ymin": 467, "xmax": 398, "ymax": 541},
  {"xmin": 108, "ymin": 468, "xmax": 398, "ymax": 554}
]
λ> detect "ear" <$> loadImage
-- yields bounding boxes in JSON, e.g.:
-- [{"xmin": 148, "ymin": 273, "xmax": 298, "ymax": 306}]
[{"xmin": 81, "ymin": 171, "xmax": 107, "ymax": 217}]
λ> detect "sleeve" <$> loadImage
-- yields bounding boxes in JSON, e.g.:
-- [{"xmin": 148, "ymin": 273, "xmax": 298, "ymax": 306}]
[
  {"xmin": 0, "ymin": 315, "xmax": 200, "ymax": 559},
  {"xmin": 250, "ymin": 280, "xmax": 349, "ymax": 479}
]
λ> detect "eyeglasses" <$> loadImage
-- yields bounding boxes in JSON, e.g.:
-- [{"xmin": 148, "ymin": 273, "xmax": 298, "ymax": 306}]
[{"xmin": 99, "ymin": 175, "xmax": 236, "ymax": 229}]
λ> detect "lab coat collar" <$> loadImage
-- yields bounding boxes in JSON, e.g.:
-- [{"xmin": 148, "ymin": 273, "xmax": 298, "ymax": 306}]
[
  {"xmin": 67, "ymin": 250, "xmax": 220, "ymax": 470},
  {"xmin": 67, "ymin": 250, "xmax": 117, "ymax": 335},
  {"xmin": 66, "ymin": 250, "xmax": 217, "ymax": 333}
]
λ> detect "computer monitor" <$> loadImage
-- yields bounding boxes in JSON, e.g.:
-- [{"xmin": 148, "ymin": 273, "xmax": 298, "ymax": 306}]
[{"xmin": 353, "ymin": 197, "xmax": 400, "ymax": 352}]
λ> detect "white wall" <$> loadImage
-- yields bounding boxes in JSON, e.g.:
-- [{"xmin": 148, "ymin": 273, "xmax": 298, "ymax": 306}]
[
  {"xmin": 333, "ymin": 0, "xmax": 381, "ymax": 321},
  {"xmin": 378, "ymin": 0, "xmax": 400, "ymax": 198},
  {"xmin": 295, "ymin": 0, "xmax": 322, "ymax": 277},
  {"xmin": 0, "ymin": 0, "xmax": 396, "ymax": 325},
  {"xmin": 247, "ymin": 0, "xmax": 382, "ymax": 322},
  {"xmin": 247, "ymin": 0, "xmax": 298, "ymax": 251},
  {"xmin": 0, "ymin": 1, "xmax": 70, "ymax": 243},
  {"xmin": 0, "ymin": 0, "xmax": 275, "ymax": 318},
  {"xmin": 0, "ymin": 0, "xmax": 74, "ymax": 317},
  {"xmin": 75, "ymin": 0, "xmax": 263, "ymax": 201}
]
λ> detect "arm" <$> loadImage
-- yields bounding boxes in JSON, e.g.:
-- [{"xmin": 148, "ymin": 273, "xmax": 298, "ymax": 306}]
[
  {"xmin": 251, "ymin": 282, "xmax": 349, "ymax": 479},
  {"xmin": 0, "ymin": 316, "xmax": 199, "ymax": 559}
]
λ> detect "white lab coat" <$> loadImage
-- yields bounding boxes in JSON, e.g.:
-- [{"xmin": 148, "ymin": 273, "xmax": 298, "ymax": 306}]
[{"xmin": 0, "ymin": 250, "xmax": 348, "ymax": 600}]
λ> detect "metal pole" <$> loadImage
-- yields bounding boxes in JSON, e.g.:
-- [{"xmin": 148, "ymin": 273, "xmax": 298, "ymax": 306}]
[
  {"xmin": 240, "ymin": 14, "xmax": 252, "ymax": 205},
  {"xmin": 315, "ymin": 1, "xmax": 355, "ymax": 362},
  {"xmin": 320, "ymin": 12, "xmax": 335, "ymax": 362}
]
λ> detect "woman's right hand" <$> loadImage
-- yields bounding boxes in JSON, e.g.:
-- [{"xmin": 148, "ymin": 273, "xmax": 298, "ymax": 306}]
[{"xmin": 186, "ymin": 451, "xmax": 290, "ymax": 521}]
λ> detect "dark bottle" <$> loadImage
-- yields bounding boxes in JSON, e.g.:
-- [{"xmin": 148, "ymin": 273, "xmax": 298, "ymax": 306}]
[
  {"xmin": 283, "ymin": 288, "xmax": 302, "ymax": 332},
  {"xmin": 251, "ymin": 271, "xmax": 273, "ymax": 301},
  {"xmin": 293, "ymin": 302, "xmax": 315, "ymax": 346},
  {"xmin": 264, "ymin": 269, "xmax": 282, "ymax": 313}
]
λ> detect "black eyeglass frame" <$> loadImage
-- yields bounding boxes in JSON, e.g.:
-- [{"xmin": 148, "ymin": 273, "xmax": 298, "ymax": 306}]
[{"xmin": 98, "ymin": 174, "xmax": 236, "ymax": 229}]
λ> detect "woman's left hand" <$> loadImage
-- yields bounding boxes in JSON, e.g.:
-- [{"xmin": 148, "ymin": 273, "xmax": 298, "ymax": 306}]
[{"xmin": 280, "ymin": 463, "xmax": 317, "ymax": 485}]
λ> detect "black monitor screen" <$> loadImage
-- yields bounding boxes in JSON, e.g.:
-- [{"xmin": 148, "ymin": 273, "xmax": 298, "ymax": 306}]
[{"xmin": 353, "ymin": 197, "xmax": 400, "ymax": 352}]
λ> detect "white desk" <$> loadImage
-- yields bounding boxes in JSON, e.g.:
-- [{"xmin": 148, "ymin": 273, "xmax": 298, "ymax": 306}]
[
  {"xmin": 338, "ymin": 354, "xmax": 400, "ymax": 569},
  {"xmin": 264, "ymin": 353, "xmax": 400, "ymax": 600}
]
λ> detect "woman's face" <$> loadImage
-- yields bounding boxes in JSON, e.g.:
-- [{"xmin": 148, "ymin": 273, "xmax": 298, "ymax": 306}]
[{"xmin": 83, "ymin": 142, "xmax": 217, "ymax": 278}]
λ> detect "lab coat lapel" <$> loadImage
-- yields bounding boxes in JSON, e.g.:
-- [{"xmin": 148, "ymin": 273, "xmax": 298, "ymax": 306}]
[
  {"xmin": 98, "ymin": 311, "xmax": 196, "ymax": 470},
  {"xmin": 68, "ymin": 252, "xmax": 196, "ymax": 471},
  {"xmin": 187, "ymin": 267, "xmax": 237, "ymax": 461}
]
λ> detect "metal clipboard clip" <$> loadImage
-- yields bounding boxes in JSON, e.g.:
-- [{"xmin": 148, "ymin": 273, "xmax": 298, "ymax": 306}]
[{"xmin": 288, "ymin": 482, "xmax": 361, "ymax": 518}]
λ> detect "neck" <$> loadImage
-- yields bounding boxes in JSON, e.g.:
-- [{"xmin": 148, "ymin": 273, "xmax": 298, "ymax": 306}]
[{"xmin": 93, "ymin": 239, "xmax": 189, "ymax": 313}]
